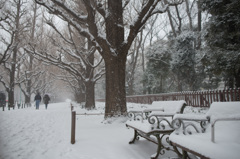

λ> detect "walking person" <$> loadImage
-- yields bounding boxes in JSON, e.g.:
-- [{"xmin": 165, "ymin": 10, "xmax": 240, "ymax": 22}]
[
  {"xmin": 43, "ymin": 94, "xmax": 50, "ymax": 109},
  {"xmin": 34, "ymin": 92, "xmax": 41, "ymax": 110}
]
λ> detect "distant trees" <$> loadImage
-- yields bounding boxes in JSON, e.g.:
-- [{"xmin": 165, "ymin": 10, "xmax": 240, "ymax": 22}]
[
  {"xmin": 29, "ymin": 23, "xmax": 105, "ymax": 109},
  {"xmin": 144, "ymin": 0, "xmax": 206, "ymax": 92},
  {"xmin": 170, "ymin": 30, "xmax": 205, "ymax": 91},
  {"xmin": 18, "ymin": 1, "xmax": 41, "ymax": 106},
  {"xmin": 0, "ymin": 0, "xmax": 66, "ymax": 107},
  {"xmin": 0, "ymin": 0, "xmax": 29, "ymax": 107},
  {"xmin": 144, "ymin": 0, "xmax": 239, "ymax": 92},
  {"xmin": 143, "ymin": 40, "xmax": 171, "ymax": 94}
]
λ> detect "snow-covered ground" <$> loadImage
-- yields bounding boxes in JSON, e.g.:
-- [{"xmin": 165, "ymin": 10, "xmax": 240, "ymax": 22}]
[{"xmin": 0, "ymin": 102, "xmax": 207, "ymax": 159}]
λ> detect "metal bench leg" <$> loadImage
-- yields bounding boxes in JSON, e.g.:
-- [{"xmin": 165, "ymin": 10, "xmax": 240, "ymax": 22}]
[
  {"xmin": 129, "ymin": 129, "xmax": 139, "ymax": 144},
  {"xmin": 172, "ymin": 145, "xmax": 183, "ymax": 158},
  {"xmin": 182, "ymin": 150, "xmax": 188, "ymax": 159},
  {"xmin": 151, "ymin": 134, "xmax": 162, "ymax": 159}
]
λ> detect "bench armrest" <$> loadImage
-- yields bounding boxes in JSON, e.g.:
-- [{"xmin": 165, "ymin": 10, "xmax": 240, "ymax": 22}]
[
  {"xmin": 128, "ymin": 110, "xmax": 144, "ymax": 121},
  {"xmin": 146, "ymin": 113, "xmax": 175, "ymax": 130},
  {"xmin": 128, "ymin": 108, "xmax": 164, "ymax": 121},
  {"xmin": 172, "ymin": 114, "xmax": 210, "ymax": 135},
  {"xmin": 211, "ymin": 115, "xmax": 240, "ymax": 142}
]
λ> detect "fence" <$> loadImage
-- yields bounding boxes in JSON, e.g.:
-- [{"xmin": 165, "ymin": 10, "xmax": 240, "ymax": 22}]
[
  {"xmin": 1, "ymin": 101, "xmax": 31, "ymax": 111},
  {"xmin": 97, "ymin": 89, "xmax": 240, "ymax": 107}
]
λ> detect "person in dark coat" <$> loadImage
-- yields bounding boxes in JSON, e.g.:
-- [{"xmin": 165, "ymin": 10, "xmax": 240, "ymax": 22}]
[
  {"xmin": 43, "ymin": 94, "xmax": 50, "ymax": 109},
  {"xmin": 0, "ymin": 92, "xmax": 6, "ymax": 108},
  {"xmin": 34, "ymin": 92, "xmax": 41, "ymax": 110}
]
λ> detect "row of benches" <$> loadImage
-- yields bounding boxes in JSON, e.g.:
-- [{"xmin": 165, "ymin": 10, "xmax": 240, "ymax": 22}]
[{"xmin": 126, "ymin": 100, "xmax": 240, "ymax": 159}]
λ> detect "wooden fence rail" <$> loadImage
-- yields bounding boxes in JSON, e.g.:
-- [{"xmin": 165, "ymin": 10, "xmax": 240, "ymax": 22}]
[{"xmin": 96, "ymin": 89, "xmax": 240, "ymax": 107}]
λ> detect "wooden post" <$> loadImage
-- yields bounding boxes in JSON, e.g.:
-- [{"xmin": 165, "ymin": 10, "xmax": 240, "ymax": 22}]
[{"xmin": 71, "ymin": 111, "xmax": 76, "ymax": 144}]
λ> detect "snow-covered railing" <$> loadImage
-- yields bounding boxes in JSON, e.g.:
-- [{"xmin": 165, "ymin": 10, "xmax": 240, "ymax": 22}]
[
  {"xmin": 211, "ymin": 116, "xmax": 240, "ymax": 142},
  {"xmin": 96, "ymin": 89, "xmax": 240, "ymax": 107}
]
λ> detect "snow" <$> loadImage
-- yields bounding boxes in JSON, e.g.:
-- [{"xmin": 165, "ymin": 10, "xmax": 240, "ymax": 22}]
[
  {"xmin": 151, "ymin": 100, "xmax": 186, "ymax": 113},
  {"xmin": 0, "ymin": 102, "xmax": 177, "ymax": 159},
  {"xmin": 206, "ymin": 102, "xmax": 240, "ymax": 116},
  {"xmin": 128, "ymin": 100, "xmax": 186, "ymax": 113},
  {"xmin": 170, "ymin": 102, "xmax": 240, "ymax": 159},
  {"xmin": 1, "ymin": 101, "xmax": 239, "ymax": 159}
]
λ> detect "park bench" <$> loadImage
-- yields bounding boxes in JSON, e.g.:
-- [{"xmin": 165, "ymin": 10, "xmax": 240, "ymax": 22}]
[
  {"xmin": 170, "ymin": 102, "xmax": 240, "ymax": 159},
  {"xmin": 126, "ymin": 100, "xmax": 187, "ymax": 159}
]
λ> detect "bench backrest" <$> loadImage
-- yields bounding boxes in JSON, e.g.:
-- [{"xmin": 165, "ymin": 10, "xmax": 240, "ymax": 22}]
[
  {"xmin": 151, "ymin": 100, "xmax": 186, "ymax": 114},
  {"xmin": 206, "ymin": 102, "xmax": 240, "ymax": 143},
  {"xmin": 206, "ymin": 102, "xmax": 240, "ymax": 116}
]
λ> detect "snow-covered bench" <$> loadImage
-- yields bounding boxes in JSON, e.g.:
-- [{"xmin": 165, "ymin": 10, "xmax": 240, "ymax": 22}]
[
  {"xmin": 170, "ymin": 102, "xmax": 240, "ymax": 159},
  {"xmin": 126, "ymin": 100, "xmax": 186, "ymax": 159}
]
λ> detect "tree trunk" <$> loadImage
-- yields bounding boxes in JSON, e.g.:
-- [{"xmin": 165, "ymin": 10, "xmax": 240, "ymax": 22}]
[
  {"xmin": 235, "ymin": 70, "xmax": 240, "ymax": 88},
  {"xmin": 128, "ymin": 79, "xmax": 134, "ymax": 96},
  {"xmin": 8, "ymin": 46, "xmax": 17, "ymax": 108},
  {"xmin": 85, "ymin": 81, "xmax": 95, "ymax": 110},
  {"xmin": 167, "ymin": 8, "xmax": 176, "ymax": 37},
  {"xmin": 228, "ymin": 76, "xmax": 234, "ymax": 89},
  {"xmin": 164, "ymin": 0, "xmax": 176, "ymax": 37},
  {"xmin": 25, "ymin": 2, "xmax": 37, "ymax": 106},
  {"xmin": 104, "ymin": 55, "xmax": 127, "ymax": 117},
  {"xmin": 74, "ymin": 90, "xmax": 85, "ymax": 103},
  {"xmin": 160, "ymin": 75, "xmax": 163, "ymax": 93},
  {"xmin": 103, "ymin": 0, "xmax": 127, "ymax": 117},
  {"xmin": 24, "ymin": 94, "xmax": 31, "ymax": 107},
  {"xmin": 84, "ymin": 40, "xmax": 95, "ymax": 109},
  {"xmin": 185, "ymin": 0, "xmax": 193, "ymax": 31},
  {"xmin": 196, "ymin": 0, "xmax": 202, "ymax": 50},
  {"xmin": 8, "ymin": 0, "xmax": 21, "ymax": 108},
  {"xmin": 175, "ymin": 5, "xmax": 182, "ymax": 33},
  {"xmin": 177, "ymin": 75, "xmax": 183, "ymax": 92}
]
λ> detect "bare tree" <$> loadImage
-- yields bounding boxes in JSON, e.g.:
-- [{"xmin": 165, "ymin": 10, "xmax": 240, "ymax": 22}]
[
  {"xmin": 13, "ymin": 1, "xmax": 56, "ymax": 106},
  {"xmin": 0, "ymin": 0, "xmax": 29, "ymax": 108},
  {"xmin": 126, "ymin": 12, "xmax": 163, "ymax": 95},
  {"xmin": 0, "ymin": 1, "xmax": 11, "ymax": 64},
  {"xmin": 126, "ymin": 35, "xmax": 142, "ymax": 95},
  {"xmin": 35, "ymin": 0, "xmax": 183, "ymax": 117},
  {"xmin": 20, "ymin": 1, "xmax": 40, "ymax": 106},
  {"xmin": 27, "ymin": 22, "xmax": 105, "ymax": 109}
]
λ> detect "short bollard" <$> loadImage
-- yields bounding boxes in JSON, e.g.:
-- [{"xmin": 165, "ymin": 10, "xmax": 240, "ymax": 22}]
[{"xmin": 71, "ymin": 111, "xmax": 76, "ymax": 144}]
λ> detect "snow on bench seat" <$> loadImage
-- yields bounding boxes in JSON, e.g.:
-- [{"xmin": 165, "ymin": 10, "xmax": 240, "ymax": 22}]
[
  {"xmin": 128, "ymin": 100, "xmax": 186, "ymax": 120},
  {"xmin": 170, "ymin": 102, "xmax": 240, "ymax": 159},
  {"xmin": 147, "ymin": 100, "xmax": 186, "ymax": 113},
  {"xmin": 126, "ymin": 119, "xmax": 173, "ymax": 134}
]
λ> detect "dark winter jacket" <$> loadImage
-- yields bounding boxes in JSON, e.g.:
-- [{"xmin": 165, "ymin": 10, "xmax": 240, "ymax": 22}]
[
  {"xmin": 34, "ymin": 94, "xmax": 42, "ymax": 101},
  {"xmin": 0, "ymin": 92, "xmax": 6, "ymax": 107},
  {"xmin": 43, "ymin": 94, "xmax": 50, "ymax": 104}
]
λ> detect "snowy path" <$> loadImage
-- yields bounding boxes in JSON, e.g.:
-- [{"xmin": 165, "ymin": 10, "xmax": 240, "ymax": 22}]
[
  {"xmin": 0, "ymin": 102, "xmax": 177, "ymax": 159},
  {"xmin": 0, "ymin": 103, "xmax": 71, "ymax": 159}
]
